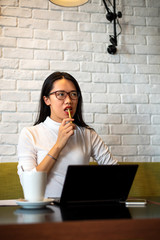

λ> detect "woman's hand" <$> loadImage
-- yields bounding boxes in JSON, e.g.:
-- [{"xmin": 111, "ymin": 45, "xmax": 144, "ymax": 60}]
[{"xmin": 55, "ymin": 118, "xmax": 75, "ymax": 151}]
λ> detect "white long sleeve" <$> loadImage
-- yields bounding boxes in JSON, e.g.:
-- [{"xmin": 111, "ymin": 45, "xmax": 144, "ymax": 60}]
[{"xmin": 17, "ymin": 117, "xmax": 117, "ymax": 198}]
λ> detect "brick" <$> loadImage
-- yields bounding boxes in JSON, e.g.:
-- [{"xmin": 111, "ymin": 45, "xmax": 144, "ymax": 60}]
[
  {"xmin": 109, "ymin": 64, "xmax": 135, "ymax": 74},
  {"xmin": 140, "ymin": 125, "xmax": 160, "ymax": 135},
  {"xmin": 152, "ymin": 116, "xmax": 160, "ymax": 124},
  {"xmin": 79, "ymin": 42, "xmax": 105, "ymax": 53},
  {"xmin": 150, "ymin": 94, "xmax": 160, "ymax": 103},
  {"xmin": 136, "ymin": 84, "xmax": 160, "ymax": 93},
  {"xmin": 3, "ymin": 69, "xmax": 33, "ymax": 80},
  {"xmin": 147, "ymin": 17, "xmax": 160, "ymax": 27},
  {"xmin": 94, "ymin": 53, "xmax": 120, "ymax": 63},
  {"xmin": 95, "ymin": 114, "xmax": 121, "ymax": 124},
  {"xmin": 151, "ymin": 136, "xmax": 160, "ymax": 145},
  {"xmin": 0, "ymin": 37, "xmax": 16, "ymax": 47},
  {"xmin": 100, "ymin": 135, "xmax": 121, "ymax": 145},
  {"xmin": 17, "ymin": 39, "xmax": 47, "ymax": 49},
  {"xmin": 80, "ymin": 83, "xmax": 106, "ymax": 93},
  {"xmin": 91, "ymin": 124, "xmax": 109, "ymax": 135},
  {"xmin": 17, "ymin": 103, "xmax": 38, "ymax": 112},
  {"xmin": 134, "ymin": 7, "xmax": 159, "ymax": 17},
  {"xmin": 138, "ymin": 146, "xmax": 160, "ymax": 155},
  {"xmin": 135, "ymin": 46, "xmax": 160, "ymax": 55},
  {"xmin": 93, "ymin": 93, "xmax": 120, "ymax": 103},
  {"xmin": 122, "ymin": 135, "xmax": 150, "ymax": 145},
  {"xmin": 0, "ymin": 80, "xmax": 16, "ymax": 90},
  {"xmin": 135, "ymin": 26, "xmax": 159, "ymax": 35},
  {"xmin": 64, "ymin": 31, "xmax": 91, "ymax": 42},
  {"xmin": 49, "ymin": 21, "xmax": 77, "ymax": 31},
  {"xmin": 123, "ymin": 114, "xmax": 150, "ymax": 124},
  {"xmin": 123, "ymin": 156, "xmax": 151, "ymax": 162},
  {"xmin": 34, "ymin": 30, "xmax": 62, "ymax": 40},
  {"xmin": 2, "ymin": 113, "xmax": 33, "ymax": 122},
  {"xmin": 0, "ymin": 134, "xmax": 18, "ymax": 145},
  {"xmin": 120, "ymin": 55, "xmax": 147, "ymax": 64},
  {"xmin": 0, "ymin": 0, "xmax": 19, "ymax": 6},
  {"xmin": 19, "ymin": 0, "xmax": 48, "ymax": 9},
  {"xmin": 31, "ymin": 92, "xmax": 41, "ymax": 102},
  {"xmin": 108, "ymin": 84, "xmax": 135, "ymax": 94},
  {"xmin": 83, "ymin": 113, "xmax": 94, "ymax": 123},
  {"xmin": 1, "ymin": 92, "xmax": 30, "ymax": 102},
  {"xmin": 0, "ymin": 123, "xmax": 17, "ymax": 133},
  {"xmin": 108, "ymin": 104, "xmax": 136, "ymax": 114},
  {"xmin": 92, "ymin": 73, "xmax": 120, "ymax": 83},
  {"xmin": 138, "ymin": 104, "xmax": 160, "ymax": 114},
  {"xmin": 136, "ymin": 65, "xmax": 160, "ymax": 74},
  {"xmin": 111, "ymin": 125, "xmax": 138, "ymax": 134},
  {"xmin": 147, "ymin": 36, "xmax": 160, "ymax": 45},
  {"xmin": 150, "ymin": 75, "xmax": 160, "ymax": 84},
  {"xmin": 0, "ymin": 59, "xmax": 18, "ymax": 69},
  {"xmin": 0, "ymin": 17, "xmax": 16, "ymax": 26},
  {"xmin": 79, "ymin": 22, "xmax": 105, "ymax": 33},
  {"xmin": 0, "ymin": 102, "xmax": 16, "ymax": 111},
  {"xmin": 3, "ymin": 48, "xmax": 33, "ymax": 59},
  {"xmin": 1, "ymin": 7, "xmax": 32, "ymax": 17},
  {"xmin": 63, "ymin": 12, "xmax": 90, "ymax": 22},
  {"xmin": 147, "ymin": 0, "xmax": 160, "ymax": 7},
  {"xmin": 81, "ymin": 62, "xmax": 108, "ymax": 73},
  {"xmin": 34, "ymin": 50, "xmax": 63, "ymax": 60},
  {"xmin": 148, "ymin": 56, "xmax": 160, "ymax": 64},
  {"xmin": 4, "ymin": 27, "xmax": 32, "ymax": 38},
  {"xmin": 122, "ymin": 94, "xmax": 148, "ymax": 103},
  {"xmin": 111, "ymin": 146, "xmax": 137, "ymax": 156},
  {"xmin": 121, "ymin": 74, "xmax": 149, "ymax": 84},
  {"xmin": 64, "ymin": 52, "xmax": 92, "ymax": 61},
  {"xmin": 19, "ymin": 18, "xmax": 48, "ymax": 29},
  {"xmin": 83, "ymin": 103, "xmax": 107, "ymax": 113},
  {"xmin": 20, "ymin": 60, "xmax": 49, "ymax": 70},
  {"xmin": 33, "ymin": 9, "xmax": 61, "ymax": 20},
  {"xmin": 0, "ymin": 145, "xmax": 16, "ymax": 155},
  {"xmin": 50, "ymin": 61, "xmax": 79, "ymax": 71},
  {"xmin": 49, "ymin": 41, "xmax": 77, "ymax": 51},
  {"xmin": 119, "ymin": 35, "xmax": 146, "ymax": 45},
  {"xmin": 17, "ymin": 81, "xmax": 43, "ymax": 90}
]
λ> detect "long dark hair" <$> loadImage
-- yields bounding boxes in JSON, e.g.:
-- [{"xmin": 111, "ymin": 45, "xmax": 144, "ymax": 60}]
[{"xmin": 34, "ymin": 72, "xmax": 89, "ymax": 128}]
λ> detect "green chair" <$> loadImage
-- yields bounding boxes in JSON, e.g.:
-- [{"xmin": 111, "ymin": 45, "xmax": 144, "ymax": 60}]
[
  {"xmin": 90, "ymin": 161, "xmax": 160, "ymax": 198},
  {"xmin": 0, "ymin": 162, "xmax": 23, "ymax": 200},
  {"xmin": 119, "ymin": 162, "xmax": 160, "ymax": 198}
]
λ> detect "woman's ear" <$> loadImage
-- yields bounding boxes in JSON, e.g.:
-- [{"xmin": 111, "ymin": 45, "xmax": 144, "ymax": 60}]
[{"xmin": 43, "ymin": 96, "xmax": 51, "ymax": 106}]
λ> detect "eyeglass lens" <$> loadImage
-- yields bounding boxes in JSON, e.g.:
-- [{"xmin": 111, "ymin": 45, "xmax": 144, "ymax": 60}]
[{"xmin": 55, "ymin": 91, "xmax": 79, "ymax": 100}]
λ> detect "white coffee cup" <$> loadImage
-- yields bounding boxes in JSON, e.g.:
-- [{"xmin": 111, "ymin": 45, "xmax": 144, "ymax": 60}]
[{"xmin": 22, "ymin": 171, "xmax": 47, "ymax": 202}]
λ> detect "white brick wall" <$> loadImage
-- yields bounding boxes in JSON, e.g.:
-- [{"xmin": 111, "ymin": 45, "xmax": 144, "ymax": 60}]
[{"xmin": 0, "ymin": 0, "xmax": 160, "ymax": 163}]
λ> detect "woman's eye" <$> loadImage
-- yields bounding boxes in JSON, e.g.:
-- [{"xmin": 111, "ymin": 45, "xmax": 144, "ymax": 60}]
[
  {"xmin": 71, "ymin": 92, "xmax": 77, "ymax": 97},
  {"xmin": 58, "ymin": 92, "xmax": 65, "ymax": 96}
]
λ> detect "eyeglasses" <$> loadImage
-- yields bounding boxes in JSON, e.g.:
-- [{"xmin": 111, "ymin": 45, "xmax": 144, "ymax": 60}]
[{"xmin": 49, "ymin": 90, "xmax": 80, "ymax": 100}]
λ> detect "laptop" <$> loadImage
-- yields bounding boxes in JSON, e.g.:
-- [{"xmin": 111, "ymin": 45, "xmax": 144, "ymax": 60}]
[{"xmin": 53, "ymin": 164, "xmax": 138, "ymax": 206}]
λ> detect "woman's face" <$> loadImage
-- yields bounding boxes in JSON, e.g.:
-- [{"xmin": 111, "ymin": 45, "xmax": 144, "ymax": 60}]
[{"xmin": 44, "ymin": 78, "xmax": 78, "ymax": 123}]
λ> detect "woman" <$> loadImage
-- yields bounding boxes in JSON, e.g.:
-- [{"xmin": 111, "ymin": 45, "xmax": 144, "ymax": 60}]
[{"xmin": 17, "ymin": 72, "xmax": 117, "ymax": 198}]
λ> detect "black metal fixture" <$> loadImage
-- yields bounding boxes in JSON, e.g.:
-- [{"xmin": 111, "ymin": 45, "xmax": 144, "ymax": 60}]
[
  {"xmin": 49, "ymin": 0, "xmax": 122, "ymax": 55},
  {"xmin": 102, "ymin": 0, "xmax": 122, "ymax": 54}
]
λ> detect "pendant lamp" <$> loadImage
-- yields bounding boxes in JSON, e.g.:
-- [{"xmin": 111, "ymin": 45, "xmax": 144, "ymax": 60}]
[{"xmin": 49, "ymin": 0, "xmax": 89, "ymax": 7}]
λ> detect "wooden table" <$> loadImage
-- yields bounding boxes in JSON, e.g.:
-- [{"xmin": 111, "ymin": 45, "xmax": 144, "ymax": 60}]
[{"xmin": 1, "ymin": 199, "xmax": 160, "ymax": 240}]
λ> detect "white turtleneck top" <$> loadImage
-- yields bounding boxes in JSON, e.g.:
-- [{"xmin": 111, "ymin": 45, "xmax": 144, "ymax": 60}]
[{"xmin": 17, "ymin": 117, "xmax": 117, "ymax": 198}]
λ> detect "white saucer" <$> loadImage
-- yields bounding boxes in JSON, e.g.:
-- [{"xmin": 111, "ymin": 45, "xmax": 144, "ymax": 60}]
[{"xmin": 16, "ymin": 198, "xmax": 54, "ymax": 209}]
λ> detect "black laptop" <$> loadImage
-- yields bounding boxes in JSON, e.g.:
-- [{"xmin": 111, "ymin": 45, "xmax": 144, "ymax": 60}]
[{"xmin": 53, "ymin": 164, "xmax": 138, "ymax": 206}]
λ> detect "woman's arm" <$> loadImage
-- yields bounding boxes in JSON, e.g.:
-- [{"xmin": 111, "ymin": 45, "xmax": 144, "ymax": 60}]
[
  {"xmin": 36, "ymin": 117, "xmax": 75, "ymax": 173},
  {"xmin": 18, "ymin": 117, "xmax": 75, "ymax": 176}
]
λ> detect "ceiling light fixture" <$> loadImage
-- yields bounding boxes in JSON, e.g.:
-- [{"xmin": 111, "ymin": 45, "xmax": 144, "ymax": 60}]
[{"xmin": 49, "ymin": 0, "xmax": 89, "ymax": 7}]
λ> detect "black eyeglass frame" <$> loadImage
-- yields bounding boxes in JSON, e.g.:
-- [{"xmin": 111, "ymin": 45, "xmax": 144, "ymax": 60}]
[{"xmin": 48, "ymin": 90, "xmax": 80, "ymax": 100}]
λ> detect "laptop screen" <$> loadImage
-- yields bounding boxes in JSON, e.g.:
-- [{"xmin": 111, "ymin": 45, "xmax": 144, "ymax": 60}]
[{"xmin": 60, "ymin": 164, "xmax": 138, "ymax": 205}]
